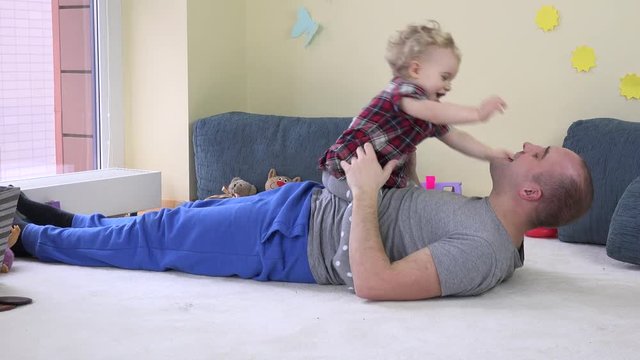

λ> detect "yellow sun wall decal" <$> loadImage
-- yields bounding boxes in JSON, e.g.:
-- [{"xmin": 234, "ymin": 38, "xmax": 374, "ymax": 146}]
[
  {"xmin": 620, "ymin": 74, "xmax": 640, "ymax": 100},
  {"xmin": 571, "ymin": 46, "xmax": 596, "ymax": 72},
  {"xmin": 535, "ymin": 5, "xmax": 560, "ymax": 32}
]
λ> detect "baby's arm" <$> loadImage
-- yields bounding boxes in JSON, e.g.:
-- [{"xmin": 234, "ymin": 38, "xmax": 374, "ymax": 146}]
[
  {"xmin": 439, "ymin": 128, "xmax": 513, "ymax": 161},
  {"xmin": 401, "ymin": 96, "xmax": 506, "ymax": 125}
]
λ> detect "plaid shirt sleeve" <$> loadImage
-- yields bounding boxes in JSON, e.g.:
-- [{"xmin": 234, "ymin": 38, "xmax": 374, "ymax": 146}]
[{"xmin": 389, "ymin": 79, "xmax": 450, "ymax": 137}]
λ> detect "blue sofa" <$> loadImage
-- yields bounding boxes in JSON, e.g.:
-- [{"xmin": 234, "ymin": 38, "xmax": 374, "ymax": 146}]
[
  {"xmin": 193, "ymin": 112, "xmax": 350, "ymax": 199},
  {"xmin": 193, "ymin": 113, "xmax": 640, "ymax": 266},
  {"xmin": 560, "ymin": 118, "xmax": 640, "ymax": 265}
]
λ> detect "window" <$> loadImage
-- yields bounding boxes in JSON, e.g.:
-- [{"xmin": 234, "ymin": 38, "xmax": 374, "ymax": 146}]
[{"xmin": 0, "ymin": 0, "xmax": 107, "ymax": 181}]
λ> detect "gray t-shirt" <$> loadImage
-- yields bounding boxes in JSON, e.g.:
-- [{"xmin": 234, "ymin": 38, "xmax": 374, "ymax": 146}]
[{"xmin": 307, "ymin": 186, "xmax": 524, "ymax": 296}]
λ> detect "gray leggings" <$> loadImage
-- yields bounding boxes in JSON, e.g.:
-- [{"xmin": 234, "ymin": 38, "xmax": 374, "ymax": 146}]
[{"xmin": 322, "ymin": 171, "xmax": 352, "ymax": 202}]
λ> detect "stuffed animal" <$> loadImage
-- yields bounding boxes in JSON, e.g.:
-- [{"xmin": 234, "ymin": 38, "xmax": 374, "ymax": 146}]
[
  {"xmin": 1, "ymin": 226, "xmax": 21, "ymax": 274},
  {"xmin": 206, "ymin": 177, "xmax": 257, "ymax": 199},
  {"xmin": 265, "ymin": 169, "xmax": 301, "ymax": 190}
]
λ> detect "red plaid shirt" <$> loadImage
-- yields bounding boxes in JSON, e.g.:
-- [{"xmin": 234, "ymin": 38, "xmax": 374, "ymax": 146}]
[{"xmin": 319, "ymin": 77, "xmax": 450, "ymax": 188}]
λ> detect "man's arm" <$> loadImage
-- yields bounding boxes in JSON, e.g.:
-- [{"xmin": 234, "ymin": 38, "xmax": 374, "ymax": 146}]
[{"xmin": 341, "ymin": 143, "xmax": 442, "ymax": 301}]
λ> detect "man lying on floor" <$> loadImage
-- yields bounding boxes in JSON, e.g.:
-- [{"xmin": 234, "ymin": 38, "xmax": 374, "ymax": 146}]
[{"xmin": 7, "ymin": 142, "xmax": 592, "ymax": 301}]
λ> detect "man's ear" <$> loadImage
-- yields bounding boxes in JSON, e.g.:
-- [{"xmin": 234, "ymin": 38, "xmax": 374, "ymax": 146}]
[
  {"xmin": 407, "ymin": 60, "xmax": 421, "ymax": 79},
  {"xmin": 519, "ymin": 184, "xmax": 542, "ymax": 201}
]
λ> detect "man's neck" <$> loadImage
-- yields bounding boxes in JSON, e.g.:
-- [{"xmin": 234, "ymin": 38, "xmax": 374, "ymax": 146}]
[{"xmin": 487, "ymin": 194, "xmax": 527, "ymax": 249}]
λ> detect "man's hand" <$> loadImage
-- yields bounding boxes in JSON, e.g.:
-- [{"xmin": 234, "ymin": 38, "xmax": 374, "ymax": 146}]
[
  {"xmin": 340, "ymin": 143, "xmax": 398, "ymax": 197},
  {"xmin": 477, "ymin": 96, "xmax": 507, "ymax": 122}
]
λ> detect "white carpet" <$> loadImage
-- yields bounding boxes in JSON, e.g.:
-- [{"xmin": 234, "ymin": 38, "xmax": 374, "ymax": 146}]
[{"xmin": 2, "ymin": 237, "xmax": 639, "ymax": 360}]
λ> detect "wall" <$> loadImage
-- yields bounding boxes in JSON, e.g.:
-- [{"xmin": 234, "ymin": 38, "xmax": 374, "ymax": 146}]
[
  {"xmin": 122, "ymin": 0, "xmax": 190, "ymax": 201},
  {"xmin": 123, "ymin": 0, "xmax": 640, "ymax": 198},
  {"xmin": 186, "ymin": 0, "xmax": 247, "ymax": 199},
  {"xmin": 245, "ymin": 0, "xmax": 640, "ymax": 195},
  {"xmin": 122, "ymin": 0, "xmax": 246, "ymax": 201}
]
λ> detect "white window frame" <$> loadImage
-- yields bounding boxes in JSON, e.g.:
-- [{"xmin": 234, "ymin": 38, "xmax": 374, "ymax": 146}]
[{"xmin": 95, "ymin": 0, "xmax": 124, "ymax": 168}]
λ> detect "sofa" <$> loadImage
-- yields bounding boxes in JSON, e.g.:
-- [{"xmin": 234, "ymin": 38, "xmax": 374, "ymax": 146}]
[
  {"xmin": 560, "ymin": 118, "xmax": 640, "ymax": 265},
  {"xmin": 193, "ymin": 113, "xmax": 640, "ymax": 266},
  {"xmin": 193, "ymin": 111, "xmax": 351, "ymax": 199}
]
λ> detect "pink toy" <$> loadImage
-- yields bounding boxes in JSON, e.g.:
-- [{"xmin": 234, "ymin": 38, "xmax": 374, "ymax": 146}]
[
  {"xmin": 425, "ymin": 176, "xmax": 436, "ymax": 190},
  {"xmin": 422, "ymin": 176, "xmax": 463, "ymax": 194}
]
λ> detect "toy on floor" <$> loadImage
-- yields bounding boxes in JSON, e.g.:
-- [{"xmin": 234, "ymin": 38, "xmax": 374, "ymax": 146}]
[
  {"xmin": 1, "ymin": 226, "xmax": 21, "ymax": 274},
  {"xmin": 421, "ymin": 176, "xmax": 463, "ymax": 194},
  {"xmin": 0, "ymin": 295, "xmax": 33, "ymax": 312},
  {"xmin": 265, "ymin": 169, "xmax": 301, "ymax": 190},
  {"xmin": 525, "ymin": 227, "xmax": 558, "ymax": 238},
  {"xmin": 425, "ymin": 176, "xmax": 436, "ymax": 189},
  {"xmin": 206, "ymin": 177, "xmax": 257, "ymax": 199},
  {"xmin": 435, "ymin": 182, "xmax": 462, "ymax": 194}
]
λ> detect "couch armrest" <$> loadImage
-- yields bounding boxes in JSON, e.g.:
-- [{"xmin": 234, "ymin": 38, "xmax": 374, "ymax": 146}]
[{"xmin": 560, "ymin": 118, "xmax": 640, "ymax": 244}]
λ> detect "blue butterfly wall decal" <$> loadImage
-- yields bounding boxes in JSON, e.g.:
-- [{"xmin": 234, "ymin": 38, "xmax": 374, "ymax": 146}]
[{"xmin": 290, "ymin": 7, "xmax": 320, "ymax": 47}]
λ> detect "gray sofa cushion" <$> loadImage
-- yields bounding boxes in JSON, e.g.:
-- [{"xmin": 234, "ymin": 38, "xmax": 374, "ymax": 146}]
[
  {"xmin": 559, "ymin": 118, "xmax": 640, "ymax": 245},
  {"xmin": 606, "ymin": 176, "xmax": 640, "ymax": 265},
  {"xmin": 193, "ymin": 112, "xmax": 351, "ymax": 199}
]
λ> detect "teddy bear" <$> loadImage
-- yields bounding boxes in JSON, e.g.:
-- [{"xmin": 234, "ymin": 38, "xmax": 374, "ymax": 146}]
[
  {"xmin": 264, "ymin": 168, "xmax": 301, "ymax": 190},
  {"xmin": 206, "ymin": 177, "xmax": 257, "ymax": 199},
  {"xmin": 1, "ymin": 226, "xmax": 21, "ymax": 274}
]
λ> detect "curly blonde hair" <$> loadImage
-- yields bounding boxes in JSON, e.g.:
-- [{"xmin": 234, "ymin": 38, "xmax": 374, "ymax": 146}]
[{"xmin": 385, "ymin": 21, "xmax": 461, "ymax": 78}]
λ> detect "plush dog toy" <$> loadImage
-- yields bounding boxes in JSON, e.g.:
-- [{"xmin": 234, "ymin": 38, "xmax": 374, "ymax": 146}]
[
  {"xmin": 1, "ymin": 226, "xmax": 21, "ymax": 274},
  {"xmin": 265, "ymin": 169, "xmax": 301, "ymax": 190},
  {"xmin": 206, "ymin": 177, "xmax": 257, "ymax": 199}
]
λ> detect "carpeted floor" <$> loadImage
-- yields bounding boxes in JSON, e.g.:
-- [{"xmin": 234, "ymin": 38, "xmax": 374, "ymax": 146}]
[{"xmin": 2, "ymin": 237, "xmax": 639, "ymax": 360}]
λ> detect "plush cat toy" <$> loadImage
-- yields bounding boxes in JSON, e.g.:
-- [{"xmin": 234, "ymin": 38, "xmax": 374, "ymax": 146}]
[
  {"xmin": 206, "ymin": 177, "xmax": 257, "ymax": 199},
  {"xmin": 264, "ymin": 169, "xmax": 301, "ymax": 190}
]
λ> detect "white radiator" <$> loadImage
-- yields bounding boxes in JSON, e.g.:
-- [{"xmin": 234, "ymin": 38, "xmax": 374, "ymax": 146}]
[{"xmin": 0, "ymin": 168, "xmax": 161, "ymax": 216}]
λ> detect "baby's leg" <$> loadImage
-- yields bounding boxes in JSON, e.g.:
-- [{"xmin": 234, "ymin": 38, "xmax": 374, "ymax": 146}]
[
  {"xmin": 322, "ymin": 171, "xmax": 353, "ymax": 202},
  {"xmin": 17, "ymin": 191, "xmax": 73, "ymax": 227}
]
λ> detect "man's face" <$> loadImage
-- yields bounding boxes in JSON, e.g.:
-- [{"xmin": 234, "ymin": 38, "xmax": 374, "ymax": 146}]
[{"xmin": 490, "ymin": 142, "xmax": 583, "ymax": 190}]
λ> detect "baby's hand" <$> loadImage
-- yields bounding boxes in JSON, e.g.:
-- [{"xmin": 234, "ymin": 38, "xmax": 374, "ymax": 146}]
[
  {"xmin": 487, "ymin": 148, "xmax": 514, "ymax": 161},
  {"xmin": 477, "ymin": 96, "xmax": 507, "ymax": 122}
]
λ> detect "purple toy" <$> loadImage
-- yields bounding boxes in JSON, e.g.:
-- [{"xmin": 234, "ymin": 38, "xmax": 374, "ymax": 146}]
[
  {"xmin": 1, "ymin": 249, "xmax": 14, "ymax": 273},
  {"xmin": 435, "ymin": 182, "xmax": 462, "ymax": 194},
  {"xmin": 421, "ymin": 176, "xmax": 463, "ymax": 194},
  {"xmin": 1, "ymin": 226, "xmax": 20, "ymax": 273}
]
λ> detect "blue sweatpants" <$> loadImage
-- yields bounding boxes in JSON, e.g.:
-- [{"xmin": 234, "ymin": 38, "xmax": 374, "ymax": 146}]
[{"xmin": 21, "ymin": 181, "xmax": 321, "ymax": 283}]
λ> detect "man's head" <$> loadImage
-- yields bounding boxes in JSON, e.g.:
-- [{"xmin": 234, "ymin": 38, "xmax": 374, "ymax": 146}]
[{"xmin": 489, "ymin": 142, "xmax": 593, "ymax": 228}]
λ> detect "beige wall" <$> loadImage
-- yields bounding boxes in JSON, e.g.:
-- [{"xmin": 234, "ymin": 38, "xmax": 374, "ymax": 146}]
[
  {"xmin": 123, "ymin": 0, "xmax": 190, "ymax": 201},
  {"xmin": 187, "ymin": 0, "xmax": 247, "ymax": 199},
  {"xmin": 123, "ymin": 0, "xmax": 246, "ymax": 201},
  {"xmin": 124, "ymin": 0, "xmax": 640, "ymax": 199},
  {"xmin": 245, "ymin": 0, "xmax": 640, "ymax": 195}
]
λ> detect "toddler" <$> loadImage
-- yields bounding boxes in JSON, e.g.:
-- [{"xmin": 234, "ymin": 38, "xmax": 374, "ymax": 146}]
[{"xmin": 318, "ymin": 21, "xmax": 512, "ymax": 200}]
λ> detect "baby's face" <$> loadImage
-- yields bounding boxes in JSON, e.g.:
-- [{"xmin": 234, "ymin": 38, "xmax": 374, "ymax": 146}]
[{"xmin": 411, "ymin": 47, "xmax": 460, "ymax": 101}]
